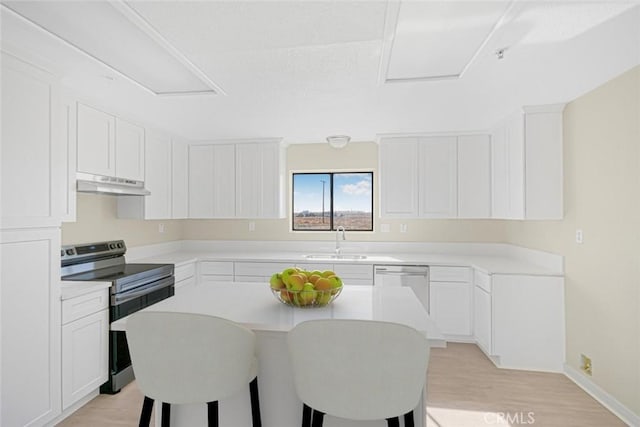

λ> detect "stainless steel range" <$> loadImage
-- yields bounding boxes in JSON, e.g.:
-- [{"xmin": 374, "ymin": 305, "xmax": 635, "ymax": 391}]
[{"xmin": 61, "ymin": 240, "xmax": 174, "ymax": 394}]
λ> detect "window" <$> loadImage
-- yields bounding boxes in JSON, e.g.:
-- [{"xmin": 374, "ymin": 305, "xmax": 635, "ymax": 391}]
[{"xmin": 292, "ymin": 172, "xmax": 373, "ymax": 231}]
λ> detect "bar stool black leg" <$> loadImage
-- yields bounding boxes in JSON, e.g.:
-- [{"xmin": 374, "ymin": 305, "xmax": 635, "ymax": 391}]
[
  {"xmin": 302, "ymin": 403, "xmax": 313, "ymax": 427},
  {"xmin": 311, "ymin": 409, "xmax": 325, "ymax": 427},
  {"xmin": 404, "ymin": 410, "xmax": 415, "ymax": 427},
  {"xmin": 161, "ymin": 402, "xmax": 171, "ymax": 427},
  {"xmin": 386, "ymin": 416, "xmax": 400, "ymax": 427},
  {"xmin": 249, "ymin": 377, "xmax": 262, "ymax": 427},
  {"xmin": 139, "ymin": 396, "xmax": 154, "ymax": 427},
  {"xmin": 207, "ymin": 401, "xmax": 219, "ymax": 427}
]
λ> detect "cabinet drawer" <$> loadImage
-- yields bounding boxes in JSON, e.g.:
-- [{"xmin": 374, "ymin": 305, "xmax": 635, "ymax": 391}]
[
  {"xmin": 175, "ymin": 263, "xmax": 196, "ymax": 282},
  {"xmin": 62, "ymin": 288, "xmax": 109, "ymax": 325},
  {"xmin": 333, "ymin": 264, "xmax": 374, "ymax": 280},
  {"xmin": 199, "ymin": 261, "xmax": 234, "ymax": 275},
  {"xmin": 234, "ymin": 262, "xmax": 291, "ymax": 277},
  {"xmin": 474, "ymin": 270, "xmax": 491, "ymax": 292},
  {"xmin": 429, "ymin": 266, "xmax": 470, "ymax": 282},
  {"xmin": 296, "ymin": 263, "xmax": 334, "ymax": 272}
]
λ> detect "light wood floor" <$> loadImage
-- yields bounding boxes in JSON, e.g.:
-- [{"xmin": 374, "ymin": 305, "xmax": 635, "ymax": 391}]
[{"xmin": 57, "ymin": 343, "xmax": 626, "ymax": 427}]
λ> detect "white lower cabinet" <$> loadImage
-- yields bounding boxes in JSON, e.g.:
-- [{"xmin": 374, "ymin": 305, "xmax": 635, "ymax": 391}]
[
  {"xmin": 429, "ymin": 266, "xmax": 472, "ymax": 339},
  {"xmin": 473, "ymin": 270, "xmax": 565, "ymax": 372},
  {"xmin": 1, "ymin": 228, "xmax": 62, "ymax": 427},
  {"xmin": 61, "ymin": 288, "xmax": 109, "ymax": 410},
  {"xmin": 198, "ymin": 261, "xmax": 234, "ymax": 284},
  {"xmin": 234, "ymin": 261, "xmax": 292, "ymax": 282},
  {"xmin": 332, "ymin": 263, "xmax": 374, "ymax": 286},
  {"xmin": 473, "ymin": 284, "xmax": 492, "ymax": 353},
  {"xmin": 174, "ymin": 262, "xmax": 197, "ymax": 293}
]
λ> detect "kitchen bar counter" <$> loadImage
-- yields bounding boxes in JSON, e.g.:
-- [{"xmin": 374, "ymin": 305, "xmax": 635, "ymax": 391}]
[
  {"xmin": 112, "ymin": 282, "xmax": 442, "ymax": 427},
  {"xmin": 111, "ymin": 282, "xmax": 445, "ymax": 344}
]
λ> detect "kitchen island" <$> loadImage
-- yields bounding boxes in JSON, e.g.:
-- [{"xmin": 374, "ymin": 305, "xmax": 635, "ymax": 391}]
[{"xmin": 112, "ymin": 282, "xmax": 443, "ymax": 427}]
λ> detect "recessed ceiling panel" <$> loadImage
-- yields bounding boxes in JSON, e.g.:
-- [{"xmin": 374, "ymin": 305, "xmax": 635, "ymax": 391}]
[
  {"xmin": 3, "ymin": 1, "xmax": 222, "ymax": 95},
  {"xmin": 386, "ymin": 1, "xmax": 511, "ymax": 81}
]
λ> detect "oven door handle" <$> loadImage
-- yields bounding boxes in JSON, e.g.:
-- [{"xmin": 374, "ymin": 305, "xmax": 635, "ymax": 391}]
[{"xmin": 112, "ymin": 276, "xmax": 174, "ymax": 306}]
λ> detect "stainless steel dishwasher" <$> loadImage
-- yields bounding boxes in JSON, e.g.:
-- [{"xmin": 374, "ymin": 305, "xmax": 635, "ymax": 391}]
[{"xmin": 373, "ymin": 265, "xmax": 430, "ymax": 313}]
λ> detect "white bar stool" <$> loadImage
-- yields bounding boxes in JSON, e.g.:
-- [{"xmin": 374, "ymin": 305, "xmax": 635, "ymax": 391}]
[
  {"xmin": 126, "ymin": 311, "xmax": 262, "ymax": 427},
  {"xmin": 287, "ymin": 319, "xmax": 430, "ymax": 427}
]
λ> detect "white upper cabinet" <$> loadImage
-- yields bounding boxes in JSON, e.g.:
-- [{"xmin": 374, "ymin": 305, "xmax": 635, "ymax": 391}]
[
  {"xmin": 77, "ymin": 103, "xmax": 115, "ymax": 177},
  {"xmin": 60, "ymin": 94, "xmax": 77, "ymax": 223},
  {"xmin": 458, "ymin": 135, "xmax": 491, "ymax": 218},
  {"xmin": 235, "ymin": 141, "xmax": 285, "ymax": 219},
  {"xmin": 77, "ymin": 103, "xmax": 145, "ymax": 182},
  {"xmin": 379, "ymin": 138, "xmax": 419, "ymax": 218},
  {"xmin": 1, "ymin": 52, "xmax": 65, "ymax": 229},
  {"xmin": 115, "ymin": 118, "xmax": 145, "ymax": 181},
  {"xmin": 491, "ymin": 104, "xmax": 564, "ymax": 219},
  {"xmin": 171, "ymin": 138, "xmax": 189, "ymax": 219},
  {"xmin": 188, "ymin": 143, "xmax": 236, "ymax": 218},
  {"xmin": 380, "ymin": 135, "xmax": 470, "ymax": 219},
  {"xmin": 117, "ymin": 131, "xmax": 172, "ymax": 219},
  {"xmin": 418, "ymin": 136, "xmax": 458, "ymax": 218}
]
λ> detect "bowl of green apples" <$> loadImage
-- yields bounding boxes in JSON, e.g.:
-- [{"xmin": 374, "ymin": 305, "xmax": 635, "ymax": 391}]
[{"xmin": 270, "ymin": 267, "xmax": 343, "ymax": 308}]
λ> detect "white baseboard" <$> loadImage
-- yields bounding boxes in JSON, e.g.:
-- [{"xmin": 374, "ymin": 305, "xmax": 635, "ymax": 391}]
[{"xmin": 564, "ymin": 364, "xmax": 639, "ymax": 426}]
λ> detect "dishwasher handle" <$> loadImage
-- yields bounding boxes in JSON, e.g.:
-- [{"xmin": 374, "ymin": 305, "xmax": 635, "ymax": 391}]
[{"xmin": 374, "ymin": 267, "xmax": 429, "ymax": 277}]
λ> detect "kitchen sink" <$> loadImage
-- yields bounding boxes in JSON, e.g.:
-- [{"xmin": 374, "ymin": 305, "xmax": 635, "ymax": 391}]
[{"xmin": 305, "ymin": 254, "xmax": 368, "ymax": 260}]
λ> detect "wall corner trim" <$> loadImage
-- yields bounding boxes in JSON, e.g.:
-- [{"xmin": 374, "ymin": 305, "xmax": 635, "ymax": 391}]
[{"xmin": 564, "ymin": 364, "xmax": 639, "ymax": 426}]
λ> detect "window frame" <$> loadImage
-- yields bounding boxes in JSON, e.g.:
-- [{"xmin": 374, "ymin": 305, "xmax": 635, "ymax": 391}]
[{"xmin": 291, "ymin": 171, "xmax": 374, "ymax": 232}]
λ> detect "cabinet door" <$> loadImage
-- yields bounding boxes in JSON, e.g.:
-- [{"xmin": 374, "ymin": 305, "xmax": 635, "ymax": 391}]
[
  {"xmin": 418, "ymin": 137, "xmax": 457, "ymax": 217},
  {"xmin": 77, "ymin": 103, "xmax": 115, "ymax": 177},
  {"xmin": 379, "ymin": 138, "xmax": 419, "ymax": 218},
  {"xmin": 211, "ymin": 144, "xmax": 236, "ymax": 217},
  {"xmin": 171, "ymin": 139, "xmax": 189, "ymax": 219},
  {"xmin": 61, "ymin": 94, "xmax": 77, "ymax": 222},
  {"xmin": 458, "ymin": 135, "xmax": 491, "ymax": 218},
  {"xmin": 189, "ymin": 144, "xmax": 215, "ymax": 217},
  {"xmin": 430, "ymin": 281, "xmax": 472, "ymax": 337},
  {"xmin": 143, "ymin": 131, "xmax": 172, "ymax": 219},
  {"xmin": 235, "ymin": 142, "xmax": 283, "ymax": 218},
  {"xmin": 62, "ymin": 309, "xmax": 109, "ymax": 409},
  {"xmin": 490, "ymin": 124, "xmax": 509, "ymax": 218},
  {"xmin": 506, "ymin": 113, "xmax": 525, "ymax": 219},
  {"xmin": 1, "ymin": 228, "xmax": 61, "ymax": 426},
  {"xmin": 474, "ymin": 285, "xmax": 492, "ymax": 354},
  {"xmin": 1, "ymin": 53, "xmax": 64, "ymax": 228},
  {"xmin": 524, "ymin": 110, "xmax": 563, "ymax": 219},
  {"xmin": 115, "ymin": 118, "xmax": 145, "ymax": 181}
]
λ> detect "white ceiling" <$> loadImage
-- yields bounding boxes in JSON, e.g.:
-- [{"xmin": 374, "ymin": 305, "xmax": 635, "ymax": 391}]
[{"xmin": 1, "ymin": 1, "xmax": 639, "ymax": 144}]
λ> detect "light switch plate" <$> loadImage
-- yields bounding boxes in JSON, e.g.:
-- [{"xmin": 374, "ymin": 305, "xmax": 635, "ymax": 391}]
[{"xmin": 575, "ymin": 229, "xmax": 583, "ymax": 244}]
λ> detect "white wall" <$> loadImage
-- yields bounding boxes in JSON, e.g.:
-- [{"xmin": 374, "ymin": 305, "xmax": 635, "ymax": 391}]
[{"xmin": 504, "ymin": 66, "xmax": 640, "ymax": 416}]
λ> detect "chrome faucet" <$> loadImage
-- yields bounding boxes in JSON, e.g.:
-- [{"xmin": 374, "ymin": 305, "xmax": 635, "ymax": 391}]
[{"xmin": 335, "ymin": 226, "xmax": 346, "ymax": 254}]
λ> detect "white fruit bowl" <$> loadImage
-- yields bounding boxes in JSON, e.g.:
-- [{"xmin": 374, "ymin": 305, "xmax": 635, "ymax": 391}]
[{"xmin": 271, "ymin": 286, "xmax": 343, "ymax": 308}]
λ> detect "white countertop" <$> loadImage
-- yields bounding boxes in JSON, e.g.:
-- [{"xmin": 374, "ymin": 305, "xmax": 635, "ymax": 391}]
[
  {"xmin": 135, "ymin": 250, "xmax": 563, "ymax": 276},
  {"xmin": 60, "ymin": 280, "xmax": 111, "ymax": 300},
  {"xmin": 111, "ymin": 282, "xmax": 446, "ymax": 347}
]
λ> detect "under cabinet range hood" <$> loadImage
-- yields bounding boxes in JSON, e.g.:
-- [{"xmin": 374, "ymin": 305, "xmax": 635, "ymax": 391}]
[{"xmin": 76, "ymin": 172, "xmax": 151, "ymax": 196}]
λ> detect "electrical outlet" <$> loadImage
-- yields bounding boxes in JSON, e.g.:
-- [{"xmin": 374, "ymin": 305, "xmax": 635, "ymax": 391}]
[
  {"xmin": 158, "ymin": 223, "xmax": 165, "ymax": 233},
  {"xmin": 580, "ymin": 354, "xmax": 592, "ymax": 376},
  {"xmin": 575, "ymin": 229, "xmax": 584, "ymax": 244},
  {"xmin": 400, "ymin": 224, "xmax": 408, "ymax": 233},
  {"xmin": 248, "ymin": 221, "xmax": 256, "ymax": 232}
]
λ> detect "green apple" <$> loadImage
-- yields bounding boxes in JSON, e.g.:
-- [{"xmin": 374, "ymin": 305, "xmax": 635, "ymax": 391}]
[
  {"xmin": 298, "ymin": 283, "xmax": 317, "ymax": 305},
  {"xmin": 270, "ymin": 273, "xmax": 285, "ymax": 290},
  {"xmin": 280, "ymin": 267, "xmax": 298, "ymax": 287},
  {"xmin": 316, "ymin": 292, "xmax": 332, "ymax": 305}
]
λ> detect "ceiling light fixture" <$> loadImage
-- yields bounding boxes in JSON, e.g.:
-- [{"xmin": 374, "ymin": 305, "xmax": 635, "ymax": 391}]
[{"xmin": 327, "ymin": 135, "xmax": 351, "ymax": 149}]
